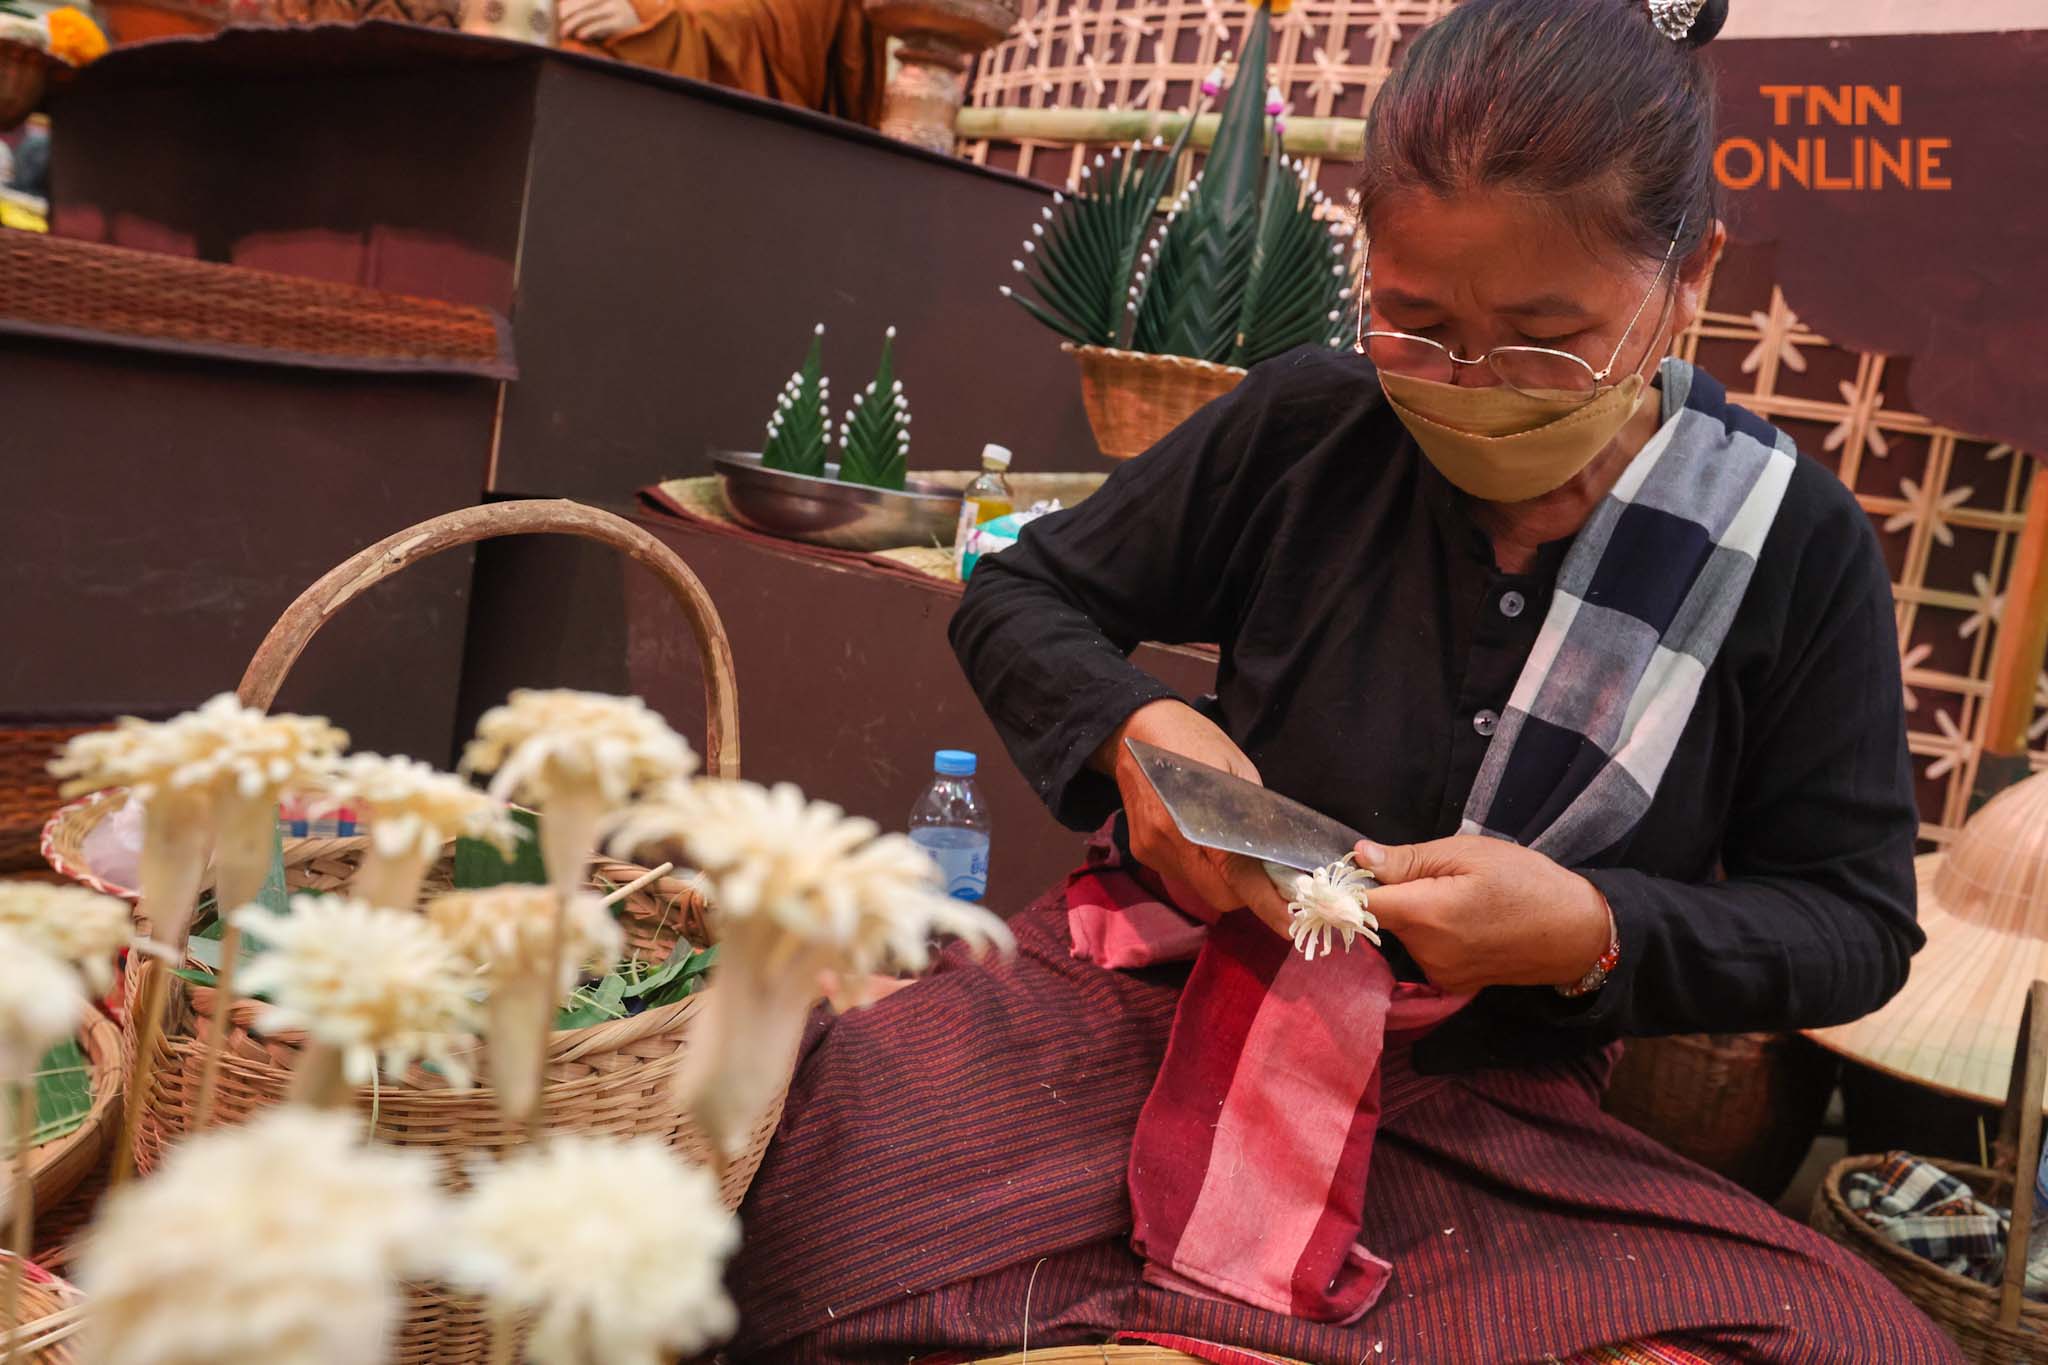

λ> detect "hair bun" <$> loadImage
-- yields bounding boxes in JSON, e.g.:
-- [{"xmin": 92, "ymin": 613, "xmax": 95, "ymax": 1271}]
[{"xmin": 1684, "ymin": 0, "xmax": 1728, "ymax": 46}]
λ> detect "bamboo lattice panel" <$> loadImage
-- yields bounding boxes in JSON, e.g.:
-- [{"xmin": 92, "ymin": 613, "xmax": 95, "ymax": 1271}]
[{"xmin": 962, "ymin": 1, "xmax": 2039, "ymax": 847}]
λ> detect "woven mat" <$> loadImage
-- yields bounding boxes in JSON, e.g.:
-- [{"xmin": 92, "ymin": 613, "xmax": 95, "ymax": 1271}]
[{"xmin": 0, "ymin": 233, "xmax": 513, "ymax": 377}]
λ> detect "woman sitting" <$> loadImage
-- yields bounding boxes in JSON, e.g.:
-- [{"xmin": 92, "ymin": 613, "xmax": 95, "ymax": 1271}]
[{"xmin": 724, "ymin": 0, "xmax": 1957, "ymax": 1359}]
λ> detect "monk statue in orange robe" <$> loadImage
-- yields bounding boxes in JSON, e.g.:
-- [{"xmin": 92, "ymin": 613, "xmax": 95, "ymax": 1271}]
[{"xmin": 559, "ymin": 0, "xmax": 885, "ymax": 125}]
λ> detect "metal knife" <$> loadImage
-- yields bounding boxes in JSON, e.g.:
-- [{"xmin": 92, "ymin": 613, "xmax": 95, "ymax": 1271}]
[
  {"xmin": 1122, "ymin": 738, "xmax": 1426, "ymax": 980},
  {"xmin": 1123, "ymin": 738, "xmax": 1369, "ymax": 877}
]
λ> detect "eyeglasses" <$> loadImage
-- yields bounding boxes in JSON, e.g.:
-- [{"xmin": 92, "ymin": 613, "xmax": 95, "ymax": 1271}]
[{"xmin": 1356, "ymin": 221, "xmax": 1685, "ymax": 401}]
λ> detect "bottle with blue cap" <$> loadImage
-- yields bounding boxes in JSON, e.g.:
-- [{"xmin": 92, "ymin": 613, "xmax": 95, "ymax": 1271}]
[{"xmin": 909, "ymin": 749, "xmax": 991, "ymax": 901}]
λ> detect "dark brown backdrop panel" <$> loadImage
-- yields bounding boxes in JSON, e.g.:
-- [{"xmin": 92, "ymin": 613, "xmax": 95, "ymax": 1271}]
[
  {"xmin": 454, "ymin": 510, "xmax": 1217, "ymax": 909},
  {"xmin": 0, "ymin": 336, "xmax": 492, "ymax": 762},
  {"xmin": 496, "ymin": 58, "xmax": 1101, "ymax": 499}
]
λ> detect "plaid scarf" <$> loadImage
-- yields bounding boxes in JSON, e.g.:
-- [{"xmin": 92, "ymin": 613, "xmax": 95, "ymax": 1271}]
[
  {"xmin": 1119, "ymin": 359, "xmax": 1798, "ymax": 1322},
  {"xmin": 1843, "ymin": 1153, "xmax": 2010, "ymax": 1288}
]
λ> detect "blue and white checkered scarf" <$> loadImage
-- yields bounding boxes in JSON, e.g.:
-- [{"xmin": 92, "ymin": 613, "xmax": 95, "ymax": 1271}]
[{"xmin": 1459, "ymin": 358, "xmax": 1798, "ymax": 864}]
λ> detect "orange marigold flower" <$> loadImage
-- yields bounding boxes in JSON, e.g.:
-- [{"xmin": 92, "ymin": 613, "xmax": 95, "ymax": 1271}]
[{"xmin": 44, "ymin": 7, "xmax": 107, "ymax": 65}]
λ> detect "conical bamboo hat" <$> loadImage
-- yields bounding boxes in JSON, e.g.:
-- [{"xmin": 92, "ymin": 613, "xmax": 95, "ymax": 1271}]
[{"xmin": 1807, "ymin": 769, "xmax": 2048, "ymax": 1104}]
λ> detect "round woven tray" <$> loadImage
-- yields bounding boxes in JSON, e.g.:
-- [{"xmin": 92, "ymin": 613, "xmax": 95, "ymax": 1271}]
[
  {"xmin": 26, "ymin": 1010, "xmax": 121, "ymax": 1219},
  {"xmin": 1066, "ymin": 344, "xmax": 1246, "ymax": 460}
]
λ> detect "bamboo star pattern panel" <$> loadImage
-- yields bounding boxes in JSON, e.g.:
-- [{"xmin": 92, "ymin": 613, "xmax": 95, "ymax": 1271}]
[{"xmin": 1679, "ymin": 242, "xmax": 2039, "ymax": 849}]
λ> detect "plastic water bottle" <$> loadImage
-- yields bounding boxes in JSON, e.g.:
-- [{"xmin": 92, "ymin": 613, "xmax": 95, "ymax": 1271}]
[{"xmin": 909, "ymin": 749, "xmax": 991, "ymax": 901}]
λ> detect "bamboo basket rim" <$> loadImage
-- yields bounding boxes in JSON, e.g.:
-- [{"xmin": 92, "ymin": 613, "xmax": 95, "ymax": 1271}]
[
  {"xmin": 1062, "ymin": 341, "xmax": 1249, "ymax": 381},
  {"xmin": 0, "ymin": 1257, "xmax": 84, "ymax": 1364},
  {"xmin": 27, "ymin": 1008, "xmax": 121, "ymax": 1215}
]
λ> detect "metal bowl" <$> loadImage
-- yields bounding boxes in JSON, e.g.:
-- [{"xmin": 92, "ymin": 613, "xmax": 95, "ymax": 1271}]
[{"xmin": 712, "ymin": 451, "xmax": 964, "ymax": 552}]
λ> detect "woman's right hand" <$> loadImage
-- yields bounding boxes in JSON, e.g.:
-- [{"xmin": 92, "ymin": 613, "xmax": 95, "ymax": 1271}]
[{"xmin": 1097, "ymin": 700, "xmax": 1294, "ymax": 936}]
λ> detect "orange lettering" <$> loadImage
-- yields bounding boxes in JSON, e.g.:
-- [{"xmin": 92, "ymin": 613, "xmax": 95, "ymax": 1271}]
[
  {"xmin": 1760, "ymin": 84, "xmax": 1804, "ymax": 125},
  {"xmin": 1807, "ymin": 86, "xmax": 1854, "ymax": 127},
  {"xmin": 1856, "ymin": 84, "xmax": 1903, "ymax": 127},
  {"xmin": 1814, "ymin": 138, "xmax": 1855, "ymax": 190},
  {"xmin": 1869, "ymin": 138, "xmax": 1913, "ymax": 189},
  {"xmin": 1919, "ymin": 137, "xmax": 1952, "ymax": 189},
  {"xmin": 1768, "ymin": 139, "xmax": 1812, "ymax": 189},
  {"xmin": 1715, "ymin": 137, "xmax": 1765, "ymax": 190}
]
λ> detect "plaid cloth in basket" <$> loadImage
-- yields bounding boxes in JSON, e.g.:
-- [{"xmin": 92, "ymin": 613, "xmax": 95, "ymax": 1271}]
[{"xmin": 1843, "ymin": 1152, "xmax": 2009, "ymax": 1288}]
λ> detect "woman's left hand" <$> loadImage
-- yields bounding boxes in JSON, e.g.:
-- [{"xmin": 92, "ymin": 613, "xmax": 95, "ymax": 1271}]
[
  {"xmin": 559, "ymin": 0, "xmax": 639, "ymax": 41},
  {"xmin": 1354, "ymin": 835, "xmax": 1613, "ymax": 995}
]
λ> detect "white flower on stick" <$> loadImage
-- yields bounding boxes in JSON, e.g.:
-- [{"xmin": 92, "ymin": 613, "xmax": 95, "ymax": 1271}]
[
  {"xmin": 78, "ymin": 1108, "xmax": 443, "ymax": 1365},
  {"xmin": 311, "ymin": 753, "xmax": 525, "ymax": 911},
  {"xmin": 0, "ymin": 881, "xmax": 133, "ymax": 994},
  {"xmin": 427, "ymin": 887, "xmax": 623, "ymax": 1121},
  {"xmin": 1287, "ymin": 855, "xmax": 1382, "ymax": 962},
  {"xmin": 236, "ymin": 896, "xmax": 482, "ymax": 1097},
  {"xmin": 462, "ymin": 690, "xmax": 697, "ymax": 902},
  {"xmin": 50, "ymin": 695, "xmax": 347, "ymax": 948},
  {"xmin": 438, "ymin": 1135, "xmax": 738, "ymax": 1365},
  {"xmin": 609, "ymin": 779, "xmax": 1010, "ymax": 1157},
  {"xmin": 0, "ymin": 932, "xmax": 85, "ymax": 1084}
]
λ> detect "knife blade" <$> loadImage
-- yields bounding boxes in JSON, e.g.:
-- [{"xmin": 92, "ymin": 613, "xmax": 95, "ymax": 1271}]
[{"xmin": 1123, "ymin": 738, "xmax": 1368, "ymax": 876}]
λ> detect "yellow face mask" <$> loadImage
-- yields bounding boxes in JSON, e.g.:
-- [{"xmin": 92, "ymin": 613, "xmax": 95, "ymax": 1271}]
[{"xmin": 1378, "ymin": 368, "xmax": 1650, "ymax": 504}]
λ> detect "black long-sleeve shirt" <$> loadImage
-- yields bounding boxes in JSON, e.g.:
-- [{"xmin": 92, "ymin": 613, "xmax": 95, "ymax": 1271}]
[{"xmin": 949, "ymin": 345, "xmax": 1922, "ymax": 1074}]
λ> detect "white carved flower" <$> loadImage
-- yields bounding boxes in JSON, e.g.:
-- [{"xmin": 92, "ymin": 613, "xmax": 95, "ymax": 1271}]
[
  {"xmin": 79, "ymin": 1108, "xmax": 443, "ymax": 1365},
  {"xmin": 0, "ymin": 932, "xmax": 85, "ymax": 1084},
  {"xmin": 462, "ymin": 691, "xmax": 697, "ymax": 900},
  {"xmin": 610, "ymin": 778, "xmax": 1010, "ymax": 1154},
  {"xmin": 437, "ymin": 1135, "xmax": 738, "ymax": 1365},
  {"xmin": 426, "ymin": 887, "xmax": 624, "ymax": 1121},
  {"xmin": 51, "ymin": 696, "xmax": 347, "ymax": 946},
  {"xmin": 1287, "ymin": 856, "xmax": 1382, "ymax": 962},
  {"xmin": 311, "ymin": 753, "xmax": 525, "ymax": 909},
  {"xmin": 236, "ymin": 896, "xmax": 482, "ymax": 1089},
  {"xmin": 0, "ymin": 881, "xmax": 132, "ymax": 993}
]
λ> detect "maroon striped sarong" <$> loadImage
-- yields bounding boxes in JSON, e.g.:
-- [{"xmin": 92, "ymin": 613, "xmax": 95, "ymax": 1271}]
[{"xmin": 726, "ymin": 890, "xmax": 1959, "ymax": 1365}]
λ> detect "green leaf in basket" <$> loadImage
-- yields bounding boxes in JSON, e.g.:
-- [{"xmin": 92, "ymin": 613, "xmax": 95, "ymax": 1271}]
[
  {"xmin": 255, "ymin": 819, "xmax": 290, "ymax": 914},
  {"xmin": 452, "ymin": 808, "xmax": 545, "ymax": 890},
  {"xmin": 629, "ymin": 945, "xmax": 717, "ymax": 1012},
  {"xmin": 30, "ymin": 1036, "xmax": 92, "ymax": 1148},
  {"xmin": 553, "ymin": 972, "xmax": 629, "ymax": 1030}
]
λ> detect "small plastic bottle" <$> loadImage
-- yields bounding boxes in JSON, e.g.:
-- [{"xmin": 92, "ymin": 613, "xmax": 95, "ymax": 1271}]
[
  {"xmin": 953, "ymin": 444, "xmax": 1015, "ymax": 578},
  {"xmin": 909, "ymin": 749, "xmax": 992, "ymax": 901}
]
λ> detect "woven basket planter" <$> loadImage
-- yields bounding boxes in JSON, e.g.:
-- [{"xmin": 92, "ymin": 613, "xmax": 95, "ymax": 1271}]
[
  {"xmin": 1066, "ymin": 344, "xmax": 1245, "ymax": 460},
  {"xmin": 1602, "ymin": 1030, "xmax": 1837, "ymax": 1201},
  {"xmin": 1808, "ymin": 980, "xmax": 2048, "ymax": 1362},
  {"xmin": 26, "ymin": 1009, "xmax": 122, "ymax": 1219}
]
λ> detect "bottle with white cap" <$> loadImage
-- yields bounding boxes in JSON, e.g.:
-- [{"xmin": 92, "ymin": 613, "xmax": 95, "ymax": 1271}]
[
  {"xmin": 908, "ymin": 749, "xmax": 992, "ymax": 901},
  {"xmin": 953, "ymin": 443, "xmax": 1015, "ymax": 579}
]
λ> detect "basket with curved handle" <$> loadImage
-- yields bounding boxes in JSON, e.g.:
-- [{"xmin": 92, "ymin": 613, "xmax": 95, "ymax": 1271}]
[{"xmin": 235, "ymin": 497, "xmax": 738, "ymax": 777}]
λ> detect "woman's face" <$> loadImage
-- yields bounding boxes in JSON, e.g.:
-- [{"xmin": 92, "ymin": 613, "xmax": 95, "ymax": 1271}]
[{"xmin": 1364, "ymin": 188, "xmax": 1718, "ymax": 389}]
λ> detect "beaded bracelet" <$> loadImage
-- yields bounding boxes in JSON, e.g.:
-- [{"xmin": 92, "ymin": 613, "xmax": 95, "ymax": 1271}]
[{"xmin": 1558, "ymin": 892, "xmax": 1620, "ymax": 999}]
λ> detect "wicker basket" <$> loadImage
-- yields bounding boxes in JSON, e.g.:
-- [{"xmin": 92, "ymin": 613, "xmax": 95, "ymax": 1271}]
[
  {"xmin": 26, "ymin": 1009, "xmax": 122, "ymax": 1218},
  {"xmin": 45, "ymin": 500, "xmax": 758, "ymax": 1365},
  {"xmin": 0, "ymin": 1259, "xmax": 84, "ymax": 1364},
  {"xmin": 1809, "ymin": 979, "xmax": 2048, "ymax": 1362},
  {"xmin": 1602, "ymin": 1030, "xmax": 1838, "ymax": 1201},
  {"xmin": 0, "ymin": 723, "xmax": 105, "ymax": 874},
  {"xmin": 1066, "ymin": 344, "xmax": 1246, "ymax": 460}
]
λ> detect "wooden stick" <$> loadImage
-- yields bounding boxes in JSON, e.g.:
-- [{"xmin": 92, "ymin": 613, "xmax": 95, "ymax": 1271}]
[
  {"xmin": 523, "ymin": 892, "xmax": 569, "ymax": 1147},
  {"xmin": 1973, "ymin": 468, "xmax": 2048, "ymax": 810},
  {"xmin": 485, "ymin": 1304, "xmax": 518, "ymax": 1365},
  {"xmin": 0, "ymin": 1302, "xmax": 82, "ymax": 1357},
  {"xmin": 3, "ymin": 1082, "xmax": 33, "ymax": 1365},
  {"xmin": 598, "ymin": 862, "xmax": 673, "ymax": 909},
  {"xmin": 190, "ymin": 923, "xmax": 241, "ymax": 1131},
  {"xmin": 955, "ymin": 106, "xmax": 1366, "ymax": 160},
  {"xmin": 110, "ymin": 959, "xmax": 170, "ymax": 1187}
]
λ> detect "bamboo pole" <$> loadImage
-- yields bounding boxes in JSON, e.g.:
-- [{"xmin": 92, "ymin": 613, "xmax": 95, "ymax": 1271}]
[
  {"xmin": 1972, "ymin": 466, "xmax": 2048, "ymax": 810},
  {"xmin": 4, "ymin": 1082, "xmax": 33, "ymax": 1365},
  {"xmin": 190, "ymin": 923, "xmax": 241, "ymax": 1130},
  {"xmin": 110, "ymin": 961, "xmax": 170, "ymax": 1187},
  {"xmin": 955, "ymin": 106, "xmax": 1366, "ymax": 160}
]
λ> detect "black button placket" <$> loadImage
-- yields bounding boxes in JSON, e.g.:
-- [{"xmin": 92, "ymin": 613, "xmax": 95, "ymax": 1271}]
[{"xmin": 1443, "ymin": 569, "xmax": 1548, "ymax": 826}]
